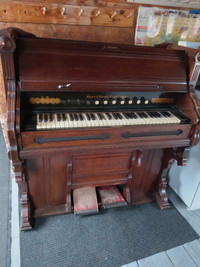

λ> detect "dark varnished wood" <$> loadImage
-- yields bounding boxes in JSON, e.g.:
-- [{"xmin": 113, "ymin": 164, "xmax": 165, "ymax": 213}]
[
  {"xmin": 16, "ymin": 38, "xmax": 188, "ymax": 93},
  {"xmin": 1, "ymin": 28, "xmax": 200, "ymax": 230}
]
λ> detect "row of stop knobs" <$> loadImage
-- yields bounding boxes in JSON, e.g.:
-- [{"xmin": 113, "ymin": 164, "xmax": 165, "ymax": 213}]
[{"xmin": 86, "ymin": 97, "xmax": 149, "ymax": 105}]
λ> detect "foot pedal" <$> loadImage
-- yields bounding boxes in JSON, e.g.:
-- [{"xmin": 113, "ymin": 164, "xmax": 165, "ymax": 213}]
[
  {"xmin": 98, "ymin": 185, "xmax": 127, "ymax": 209},
  {"xmin": 73, "ymin": 187, "xmax": 99, "ymax": 215}
]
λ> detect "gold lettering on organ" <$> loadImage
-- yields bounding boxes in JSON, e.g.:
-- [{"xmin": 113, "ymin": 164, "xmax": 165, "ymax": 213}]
[
  {"xmin": 151, "ymin": 98, "xmax": 174, "ymax": 104},
  {"xmin": 29, "ymin": 96, "xmax": 61, "ymax": 104}
]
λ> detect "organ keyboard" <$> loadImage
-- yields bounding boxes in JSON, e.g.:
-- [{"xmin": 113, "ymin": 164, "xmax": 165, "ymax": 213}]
[
  {"xmin": 1, "ymin": 27, "xmax": 199, "ymax": 230},
  {"xmin": 36, "ymin": 111, "xmax": 184, "ymax": 130}
]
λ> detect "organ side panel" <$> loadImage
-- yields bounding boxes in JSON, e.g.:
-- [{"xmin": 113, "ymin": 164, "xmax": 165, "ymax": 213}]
[{"xmin": 26, "ymin": 153, "xmax": 71, "ymax": 218}]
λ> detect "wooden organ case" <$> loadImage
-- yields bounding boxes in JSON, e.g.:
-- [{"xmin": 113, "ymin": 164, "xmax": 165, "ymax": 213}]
[{"xmin": 1, "ymin": 28, "xmax": 200, "ymax": 230}]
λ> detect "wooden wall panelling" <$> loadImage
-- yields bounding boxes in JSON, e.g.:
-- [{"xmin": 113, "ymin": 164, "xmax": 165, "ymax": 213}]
[
  {"xmin": 0, "ymin": 3, "xmax": 134, "ymax": 27},
  {"xmin": 0, "ymin": 22, "xmax": 135, "ymax": 44}
]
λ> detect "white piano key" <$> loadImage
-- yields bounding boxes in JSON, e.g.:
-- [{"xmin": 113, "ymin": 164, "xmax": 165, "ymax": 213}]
[
  {"xmin": 59, "ymin": 113, "xmax": 66, "ymax": 129},
  {"xmin": 41, "ymin": 114, "xmax": 47, "ymax": 129},
  {"xmin": 143, "ymin": 112, "xmax": 157, "ymax": 125},
  {"xmin": 84, "ymin": 113, "xmax": 93, "ymax": 127},
  {"xmin": 120, "ymin": 113, "xmax": 130, "ymax": 125},
  {"xmin": 66, "ymin": 113, "xmax": 74, "ymax": 128},
  {"xmin": 79, "ymin": 113, "xmax": 87, "ymax": 127},
  {"xmin": 94, "ymin": 113, "xmax": 103, "ymax": 126},
  {"xmin": 146, "ymin": 112, "xmax": 161, "ymax": 124},
  {"xmin": 158, "ymin": 112, "xmax": 172, "ymax": 124},
  {"xmin": 54, "ymin": 113, "xmax": 61, "ymax": 129},
  {"xmin": 168, "ymin": 111, "xmax": 181, "ymax": 124},
  {"xmin": 36, "ymin": 114, "xmax": 42, "ymax": 130},
  {"xmin": 134, "ymin": 113, "xmax": 146, "ymax": 125},
  {"xmin": 91, "ymin": 113, "xmax": 100, "ymax": 127},
  {"xmin": 45, "ymin": 114, "xmax": 51, "ymax": 129}
]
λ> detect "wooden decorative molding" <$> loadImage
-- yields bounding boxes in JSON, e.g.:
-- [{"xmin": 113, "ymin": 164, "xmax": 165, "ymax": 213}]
[
  {"xmin": 155, "ymin": 149, "xmax": 173, "ymax": 209},
  {"xmin": 19, "ymin": 180, "xmax": 32, "ymax": 230},
  {"xmin": 67, "ymin": 159, "xmax": 73, "ymax": 212},
  {"xmin": 0, "ymin": 3, "xmax": 134, "ymax": 27},
  {"xmin": 173, "ymin": 147, "xmax": 190, "ymax": 166}
]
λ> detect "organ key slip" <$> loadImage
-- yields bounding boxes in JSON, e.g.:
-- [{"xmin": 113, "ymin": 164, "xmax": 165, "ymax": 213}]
[{"xmin": 0, "ymin": 27, "xmax": 200, "ymax": 230}]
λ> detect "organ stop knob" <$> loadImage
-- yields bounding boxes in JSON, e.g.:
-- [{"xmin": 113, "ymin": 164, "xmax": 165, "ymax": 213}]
[
  {"xmin": 94, "ymin": 99, "xmax": 100, "ymax": 105},
  {"xmin": 118, "ymin": 98, "xmax": 125, "ymax": 105},
  {"xmin": 125, "ymin": 97, "xmax": 133, "ymax": 104},
  {"xmin": 111, "ymin": 98, "xmax": 117, "ymax": 105},
  {"xmin": 103, "ymin": 99, "xmax": 108, "ymax": 105}
]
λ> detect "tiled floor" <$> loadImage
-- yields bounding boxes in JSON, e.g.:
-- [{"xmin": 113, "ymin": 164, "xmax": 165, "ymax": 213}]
[{"xmin": 11, "ymin": 185, "xmax": 200, "ymax": 267}]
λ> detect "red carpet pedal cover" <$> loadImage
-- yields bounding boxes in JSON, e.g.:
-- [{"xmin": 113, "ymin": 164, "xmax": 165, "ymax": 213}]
[
  {"xmin": 73, "ymin": 187, "xmax": 99, "ymax": 215},
  {"xmin": 98, "ymin": 185, "xmax": 127, "ymax": 208}
]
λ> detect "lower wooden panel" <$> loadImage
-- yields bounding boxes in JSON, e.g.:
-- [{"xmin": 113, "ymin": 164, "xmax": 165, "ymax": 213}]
[
  {"xmin": 125, "ymin": 149, "xmax": 163, "ymax": 204},
  {"xmin": 26, "ymin": 153, "xmax": 69, "ymax": 211},
  {"xmin": 25, "ymin": 147, "xmax": 165, "ymax": 217}
]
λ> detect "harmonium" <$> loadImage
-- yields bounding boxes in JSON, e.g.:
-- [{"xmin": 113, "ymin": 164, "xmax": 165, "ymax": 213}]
[{"xmin": 0, "ymin": 28, "xmax": 200, "ymax": 230}]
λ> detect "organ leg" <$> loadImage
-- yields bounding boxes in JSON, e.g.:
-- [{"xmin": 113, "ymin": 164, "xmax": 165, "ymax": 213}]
[
  {"xmin": 19, "ymin": 182, "xmax": 33, "ymax": 230},
  {"xmin": 155, "ymin": 149, "xmax": 173, "ymax": 210},
  {"xmin": 16, "ymin": 169, "xmax": 32, "ymax": 230}
]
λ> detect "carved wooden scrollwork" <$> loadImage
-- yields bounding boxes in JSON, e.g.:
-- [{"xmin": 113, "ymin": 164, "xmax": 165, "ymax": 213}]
[
  {"xmin": 155, "ymin": 146, "xmax": 190, "ymax": 210},
  {"xmin": 173, "ymin": 147, "xmax": 190, "ymax": 166},
  {"xmin": 19, "ymin": 176, "xmax": 32, "ymax": 230},
  {"xmin": 0, "ymin": 28, "xmax": 35, "ymax": 230},
  {"xmin": 155, "ymin": 149, "xmax": 174, "ymax": 210},
  {"xmin": 0, "ymin": 28, "xmax": 35, "ymax": 54}
]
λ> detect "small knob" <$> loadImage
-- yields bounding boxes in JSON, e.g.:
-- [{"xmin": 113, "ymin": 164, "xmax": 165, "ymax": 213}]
[
  {"xmin": 126, "ymin": 98, "xmax": 133, "ymax": 104},
  {"xmin": 94, "ymin": 100, "xmax": 100, "ymax": 105},
  {"xmin": 136, "ymin": 99, "xmax": 141, "ymax": 105},
  {"xmin": 103, "ymin": 99, "xmax": 108, "ymax": 105},
  {"xmin": 111, "ymin": 99, "xmax": 117, "ymax": 105},
  {"xmin": 141, "ymin": 97, "xmax": 149, "ymax": 105},
  {"xmin": 118, "ymin": 98, "xmax": 125, "ymax": 105}
]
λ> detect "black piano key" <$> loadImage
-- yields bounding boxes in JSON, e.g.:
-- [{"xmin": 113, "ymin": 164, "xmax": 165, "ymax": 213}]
[
  {"xmin": 57, "ymin": 113, "xmax": 61, "ymax": 121},
  {"xmin": 39, "ymin": 114, "xmax": 42, "ymax": 122},
  {"xmin": 49, "ymin": 114, "xmax": 53, "ymax": 122},
  {"xmin": 97, "ymin": 113, "xmax": 102, "ymax": 120},
  {"xmin": 74, "ymin": 114, "xmax": 79, "ymax": 121},
  {"xmin": 62, "ymin": 113, "xmax": 66, "ymax": 121},
  {"xmin": 148, "ymin": 112, "xmax": 156, "ymax": 118},
  {"xmin": 116, "ymin": 113, "xmax": 122, "ymax": 119},
  {"xmin": 86, "ymin": 113, "xmax": 91, "ymax": 120},
  {"xmin": 91, "ymin": 113, "xmax": 96, "ymax": 120},
  {"xmin": 129, "ymin": 113, "xmax": 137, "ymax": 119},
  {"xmin": 79, "ymin": 114, "xmax": 83, "ymax": 121},
  {"xmin": 151, "ymin": 112, "xmax": 160, "ymax": 118},
  {"xmin": 112, "ymin": 113, "xmax": 118, "ymax": 120},
  {"xmin": 105, "ymin": 113, "xmax": 112, "ymax": 120},
  {"xmin": 70, "ymin": 114, "xmax": 74, "ymax": 121},
  {"xmin": 160, "ymin": 111, "xmax": 171, "ymax": 118},
  {"xmin": 153, "ymin": 112, "xmax": 161, "ymax": 118},
  {"xmin": 123, "ymin": 113, "xmax": 131, "ymax": 119},
  {"xmin": 137, "ymin": 112, "xmax": 144, "ymax": 118},
  {"xmin": 44, "ymin": 114, "xmax": 48, "ymax": 122},
  {"xmin": 141, "ymin": 112, "xmax": 148, "ymax": 118}
]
